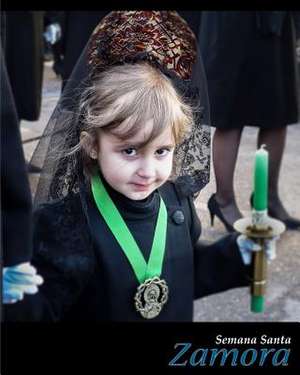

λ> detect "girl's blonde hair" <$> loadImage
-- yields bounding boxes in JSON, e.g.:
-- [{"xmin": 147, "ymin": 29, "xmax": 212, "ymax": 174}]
[{"xmin": 72, "ymin": 62, "xmax": 195, "ymax": 165}]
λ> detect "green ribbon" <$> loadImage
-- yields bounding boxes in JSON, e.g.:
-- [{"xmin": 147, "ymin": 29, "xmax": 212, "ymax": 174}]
[{"xmin": 91, "ymin": 174, "xmax": 168, "ymax": 284}]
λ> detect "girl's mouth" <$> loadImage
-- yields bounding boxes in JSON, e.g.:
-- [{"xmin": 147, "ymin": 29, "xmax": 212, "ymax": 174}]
[{"xmin": 131, "ymin": 183, "xmax": 152, "ymax": 191}]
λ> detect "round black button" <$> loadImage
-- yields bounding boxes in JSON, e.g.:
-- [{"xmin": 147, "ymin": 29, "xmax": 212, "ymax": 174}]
[{"xmin": 172, "ymin": 210, "xmax": 185, "ymax": 225}]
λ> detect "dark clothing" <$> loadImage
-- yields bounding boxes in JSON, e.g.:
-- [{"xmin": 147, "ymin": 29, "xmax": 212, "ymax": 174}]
[
  {"xmin": 1, "ymin": 11, "xmax": 44, "ymax": 121},
  {"xmin": 3, "ymin": 181, "xmax": 251, "ymax": 322},
  {"xmin": 44, "ymin": 11, "xmax": 65, "ymax": 77},
  {"xmin": 294, "ymin": 12, "xmax": 300, "ymax": 38},
  {"xmin": 199, "ymin": 11, "xmax": 299, "ymax": 129},
  {"xmin": 60, "ymin": 11, "xmax": 109, "ymax": 88},
  {"xmin": 177, "ymin": 11, "xmax": 201, "ymax": 37},
  {"xmin": 0, "ymin": 46, "xmax": 33, "ymax": 266}
]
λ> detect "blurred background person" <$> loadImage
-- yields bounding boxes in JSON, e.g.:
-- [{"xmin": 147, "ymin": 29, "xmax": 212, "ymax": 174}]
[
  {"xmin": 43, "ymin": 11, "xmax": 64, "ymax": 77},
  {"xmin": 1, "ymin": 11, "xmax": 44, "ymax": 123},
  {"xmin": 1, "ymin": 45, "xmax": 43, "ymax": 310},
  {"xmin": 1, "ymin": 11, "xmax": 44, "ymax": 173},
  {"xmin": 1, "ymin": 45, "xmax": 33, "ymax": 268},
  {"xmin": 199, "ymin": 11, "xmax": 300, "ymax": 231},
  {"xmin": 57, "ymin": 11, "xmax": 109, "ymax": 90}
]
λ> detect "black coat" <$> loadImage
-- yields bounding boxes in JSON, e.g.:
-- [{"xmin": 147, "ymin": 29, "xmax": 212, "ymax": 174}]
[
  {"xmin": 199, "ymin": 11, "xmax": 299, "ymax": 129},
  {"xmin": 1, "ymin": 11, "xmax": 44, "ymax": 121},
  {"xmin": 3, "ymin": 181, "xmax": 251, "ymax": 322},
  {"xmin": 0, "ymin": 46, "xmax": 33, "ymax": 266}
]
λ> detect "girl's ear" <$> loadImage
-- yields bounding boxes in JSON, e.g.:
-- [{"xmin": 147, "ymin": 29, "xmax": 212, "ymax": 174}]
[{"xmin": 80, "ymin": 131, "xmax": 98, "ymax": 159}]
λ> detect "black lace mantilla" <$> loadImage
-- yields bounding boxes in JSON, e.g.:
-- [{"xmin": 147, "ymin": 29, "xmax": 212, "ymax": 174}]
[{"xmin": 29, "ymin": 11, "xmax": 210, "ymax": 207}]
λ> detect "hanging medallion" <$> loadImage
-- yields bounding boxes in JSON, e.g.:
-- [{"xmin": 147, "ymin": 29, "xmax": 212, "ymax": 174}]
[{"xmin": 134, "ymin": 276, "xmax": 169, "ymax": 319}]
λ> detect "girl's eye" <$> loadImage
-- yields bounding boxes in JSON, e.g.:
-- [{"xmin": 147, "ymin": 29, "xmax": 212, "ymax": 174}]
[
  {"xmin": 122, "ymin": 148, "xmax": 137, "ymax": 156},
  {"xmin": 156, "ymin": 148, "xmax": 170, "ymax": 157}
]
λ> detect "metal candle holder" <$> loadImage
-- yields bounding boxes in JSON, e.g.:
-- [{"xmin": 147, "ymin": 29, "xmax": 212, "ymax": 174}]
[{"xmin": 234, "ymin": 215, "xmax": 285, "ymax": 313}]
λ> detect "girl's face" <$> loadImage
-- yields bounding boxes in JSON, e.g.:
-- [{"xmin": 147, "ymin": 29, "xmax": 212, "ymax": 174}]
[{"xmin": 95, "ymin": 120, "xmax": 175, "ymax": 200}]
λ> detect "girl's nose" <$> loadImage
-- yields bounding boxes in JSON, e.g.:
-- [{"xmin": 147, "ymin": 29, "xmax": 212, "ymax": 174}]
[{"xmin": 136, "ymin": 159, "xmax": 156, "ymax": 179}]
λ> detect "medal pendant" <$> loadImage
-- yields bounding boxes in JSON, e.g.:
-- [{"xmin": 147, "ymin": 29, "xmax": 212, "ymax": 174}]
[{"xmin": 134, "ymin": 276, "xmax": 169, "ymax": 319}]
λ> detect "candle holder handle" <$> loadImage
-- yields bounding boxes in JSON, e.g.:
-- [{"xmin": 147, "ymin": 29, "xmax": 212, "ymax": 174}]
[{"xmin": 234, "ymin": 215, "xmax": 285, "ymax": 313}]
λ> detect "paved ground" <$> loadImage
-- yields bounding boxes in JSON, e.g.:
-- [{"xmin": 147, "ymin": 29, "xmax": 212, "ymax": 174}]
[{"xmin": 21, "ymin": 62, "xmax": 300, "ymax": 321}]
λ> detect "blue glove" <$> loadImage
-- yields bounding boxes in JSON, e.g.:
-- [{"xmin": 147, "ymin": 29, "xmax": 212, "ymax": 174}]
[
  {"xmin": 3, "ymin": 262, "xmax": 44, "ymax": 304},
  {"xmin": 44, "ymin": 23, "xmax": 62, "ymax": 45},
  {"xmin": 237, "ymin": 234, "xmax": 278, "ymax": 265}
]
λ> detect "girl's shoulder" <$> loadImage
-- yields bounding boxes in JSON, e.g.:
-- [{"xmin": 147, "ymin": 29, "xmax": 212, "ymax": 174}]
[
  {"xmin": 160, "ymin": 181, "xmax": 201, "ymax": 241},
  {"xmin": 159, "ymin": 180, "xmax": 194, "ymax": 208},
  {"xmin": 159, "ymin": 180, "xmax": 195, "ymax": 221},
  {"xmin": 32, "ymin": 192, "xmax": 95, "ymax": 274},
  {"xmin": 33, "ymin": 192, "xmax": 83, "ymax": 219},
  {"xmin": 33, "ymin": 192, "xmax": 91, "ymax": 251}
]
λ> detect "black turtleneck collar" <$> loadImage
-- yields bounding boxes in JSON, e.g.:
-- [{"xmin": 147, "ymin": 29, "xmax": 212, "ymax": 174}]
[{"xmin": 90, "ymin": 172, "xmax": 160, "ymax": 220}]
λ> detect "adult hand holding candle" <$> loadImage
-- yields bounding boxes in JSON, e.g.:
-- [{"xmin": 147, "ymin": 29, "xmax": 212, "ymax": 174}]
[{"xmin": 234, "ymin": 145, "xmax": 285, "ymax": 314}]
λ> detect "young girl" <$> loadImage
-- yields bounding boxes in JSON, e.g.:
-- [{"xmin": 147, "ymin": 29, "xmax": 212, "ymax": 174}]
[{"xmin": 3, "ymin": 11, "xmax": 276, "ymax": 321}]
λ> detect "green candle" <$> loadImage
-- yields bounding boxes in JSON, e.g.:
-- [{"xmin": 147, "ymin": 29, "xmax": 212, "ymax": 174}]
[
  {"xmin": 253, "ymin": 145, "xmax": 269, "ymax": 211},
  {"xmin": 251, "ymin": 295, "xmax": 264, "ymax": 313},
  {"xmin": 251, "ymin": 145, "xmax": 269, "ymax": 313}
]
